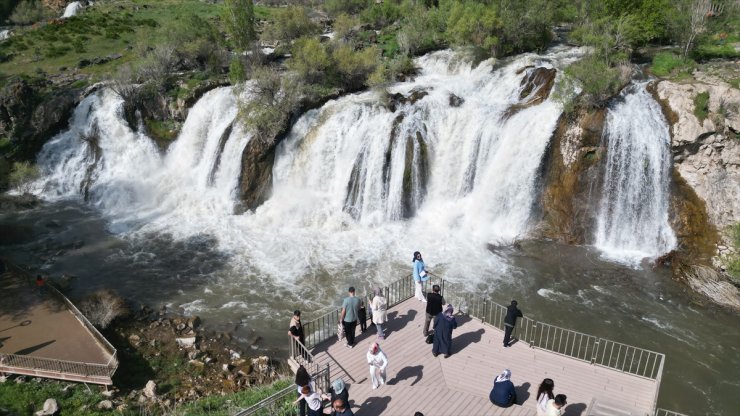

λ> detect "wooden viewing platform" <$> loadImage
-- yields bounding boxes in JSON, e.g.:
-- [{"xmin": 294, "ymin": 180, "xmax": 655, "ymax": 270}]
[
  {"xmin": 305, "ymin": 297, "xmax": 660, "ymax": 416},
  {"xmin": 0, "ymin": 266, "xmax": 117, "ymax": 385}
]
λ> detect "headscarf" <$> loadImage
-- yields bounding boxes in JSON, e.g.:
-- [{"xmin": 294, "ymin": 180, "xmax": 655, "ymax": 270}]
[
  {"xmin": 443, "ymin": 304, "xmax": 455, "ymax": 321},
  {"xmin": 368, "ymin": 341, "xmax": 380, "ymax": 355},
  {"xmin": 332, "ymin": 378, "xmax": 345, "ymax": 394},
  {"xmin": 495, "ymin": 369, "xmax": 512, "ymax": 383},
  {"xmin": 373, "ymin": 287, "xmax": 383, "ymax": 297}
]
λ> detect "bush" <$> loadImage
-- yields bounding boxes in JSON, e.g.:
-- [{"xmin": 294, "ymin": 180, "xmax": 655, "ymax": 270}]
[
  {"xmin": 262, "ymin": 6, "xmax": 320, "ymax": 43},
  {"xmin": 360, "ymin": 1, "xmax": 401, "ymax": 28},
  {"xmin": 694, "ymin": 91, "xmax": 710, "ymax": 122},
  {"xmin": 324, "ymin": 0, "xmax": 369, "ymax": 17},
  {"xmin": 396, "ymin": 4, "xmax": 446, "ymax": 56},
  {"xmin": 446, "ymin": 1, "xmax": 500, "ymax": 55},
  {"xmin": 333, "ymin": 13, "xmax": 359, "ymax": 42},
  {"xmin": 333, "ymin": 44, "xmax": 380, "ymax": 90},
  {"xmin": 553, "ymin": 55, "xmax": 622, "ymax": 112},
  {"xmin": 78, "ymin": 290, "xmax": 129, "ymax": 329},
  {"xmin": 229, "ymin": 57, "xmax": 247, "ymax": 85},
  {"xmin": 9, "ymin": 0, "xmax": 52, "ymax": 25},
  {"xmin": 240, "ymin": 66, "xmax": 302, "ymax": 144},
  {"xmin": 288, "ymin": 37, "xmax": 331, "ymax": 84},
  {"xmin": 8, "ymin": 161, "xmax": 39, "ymax": 194}
]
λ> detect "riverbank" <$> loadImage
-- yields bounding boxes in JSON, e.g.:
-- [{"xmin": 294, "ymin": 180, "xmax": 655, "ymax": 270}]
[{"xmin": 0, "ymin": 261, "xmax": 288, "ymax": 415}]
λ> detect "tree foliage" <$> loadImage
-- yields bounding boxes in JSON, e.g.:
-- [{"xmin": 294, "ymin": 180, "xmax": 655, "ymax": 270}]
[
  {"xmin": 222, "ymin": 0, "xmax": 256, "ymax": 51},
  {"xmin": 262, "ymin": 6, "xmax": 320, "ymax": 43},
  {"xmin": 9, "ymin": 0, "xmax": 52, "ymax": 25},
  {"xmin": 9, "ymin": 161, "xmax": 39, "ymax": 194},
  {"xmin": 240, "ymin": 66, "xmax": 302, "ymax": 144}
]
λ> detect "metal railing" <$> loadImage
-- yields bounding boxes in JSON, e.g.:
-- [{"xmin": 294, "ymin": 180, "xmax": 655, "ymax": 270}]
[
  {"xmin": 235, "ymin": 364, "xmax": 330, "ymax": 416},
  {"xmin": 655, "ymin": 409, "xmax": 689, "ymax": 416},
  {"xmin": 0, "ymin": 260, "xmax": 118, "ymax": 384}
]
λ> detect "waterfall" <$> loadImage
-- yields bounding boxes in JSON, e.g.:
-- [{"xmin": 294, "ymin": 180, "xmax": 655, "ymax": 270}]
[
  {"xmin": 35, "ymin": 87, "xmax": 248, "ymax": 235},
  {"xmin": 34, "ymin": 47, "xmax": 587, "ymax": 285},
  {"xmin": 594, "ymin": 82, "xmax": 677, "ymax": 264}
]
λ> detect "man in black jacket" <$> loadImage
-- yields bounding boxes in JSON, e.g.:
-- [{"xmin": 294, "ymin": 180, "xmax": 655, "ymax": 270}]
[
  {"xmin": 503, "ymin": 300, "xmax": 522, "ymax": 347},
  {"xmin": 423, "ymin": 284, "xmax": 445, "ymax": 337}
]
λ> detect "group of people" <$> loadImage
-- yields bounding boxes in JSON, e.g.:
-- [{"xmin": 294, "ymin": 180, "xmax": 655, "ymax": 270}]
[
  {"xmin": 289, "ymin": 250, "xmax": 569, "ymax": 415},
  {"xmin": 293, "ymin": 365, "xmax": 353, "ymax": 416},
  {"xmin": 489, "ymin": 371, "xmax": 568, "ymax": 415}
]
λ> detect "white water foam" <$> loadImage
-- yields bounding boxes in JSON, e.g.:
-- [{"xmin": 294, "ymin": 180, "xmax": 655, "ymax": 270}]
[{"xmin": 34, "ymin": 48, "xmax": 591, "ymax": 292}]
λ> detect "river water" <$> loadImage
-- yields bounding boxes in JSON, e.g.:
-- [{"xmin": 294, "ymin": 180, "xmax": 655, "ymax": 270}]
[
  {"xmin": 1, "ymin": 201, "xmax": 738, "ymax": 415},
  {"xmin": 1, "ymin": 46, "xmax": 738, "ymax": 414}
]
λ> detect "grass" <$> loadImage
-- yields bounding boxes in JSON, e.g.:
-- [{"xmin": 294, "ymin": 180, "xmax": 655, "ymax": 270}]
[
  {"xmin": 0, "ymin": 0, "xmax": 276, "ymax": 84},
  {"xmin": 727, "ymin": 223, "xmax": 740, "ymax": 285},
  {"xmin": 176, "ymin": 378, "xmax": 293, "ymax": 416},
  {"xmin": 650, "ymin": 52, "xmax": 695, "ymax": 78},
  {"xmin": 693, "ymin": 91, "xmax": 710, "ymax": 122},
  {"xmin": 0, "ymin": 379, "xmax": 105, "ymax": 415}
]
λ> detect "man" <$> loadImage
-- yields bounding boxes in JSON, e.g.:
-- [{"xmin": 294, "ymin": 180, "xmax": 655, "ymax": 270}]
[
  {"xmin": 332, "ymin": 398, "xmax": 354, "ymax": 415},
  {"xmin": 423, "ymin": 284, "xmax": 445, "ymax": 337},
  {"xmin": 503, "ymin": 300, "xmax": 522, "ymax": 348},
  {"xmin": 340, "ymin": 286, "xmax": 361, "ymax": 348}
]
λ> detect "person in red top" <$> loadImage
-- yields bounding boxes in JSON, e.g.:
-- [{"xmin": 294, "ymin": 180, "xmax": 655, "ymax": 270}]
[{"xmin": 35, "ymin": 275, "xmax": 46, "ymax": 295}]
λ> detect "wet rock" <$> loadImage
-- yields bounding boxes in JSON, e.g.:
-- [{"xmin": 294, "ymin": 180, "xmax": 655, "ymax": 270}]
[
  {"xmin": 448, "ymin": 94, "xmax": 464, "ymax": 107},
  {"xmin": 176, "ymin": 337, "xmax": 197, "ymax": 348},
  {"xmin": 143, "ymin": 380, "xmax": 157, "ymax": 399},
  {"xmin": 34, "ymin": 398, "xmax": 59, "ymax": 416},
  {"xmin": 97, "ymin": 400, "xmax": 113, "ymax": 410},
  {"xmin": 187, "ymin": 316, "xmax": 201, "ymax": 330}
]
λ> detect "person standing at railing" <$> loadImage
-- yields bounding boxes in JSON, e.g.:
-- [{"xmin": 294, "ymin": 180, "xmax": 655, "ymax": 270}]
[
  {"xmin": 503, "ymin": 300, "xmax": 523, "ymax": 348},
  {"xmin": 424, "ymin": 284, "xmax": 445, "ymax": 337},
  {"xmin": 371, "ymin": 287, "xmax": 387, "ymax": 340},
  {"xmin": 340, "ymin": 286, "xmax": 361, "ymax": 349},
  {"xmin": 289, "ymin": 310, "xmax": 309, "ymax": 362},
  {"xmin": 412, "ymin": 251, "xmax": 429, "ymax": 302},
  {"xmin": 366, "ymin": 341, "xmax": 388, "ymax": 389}
]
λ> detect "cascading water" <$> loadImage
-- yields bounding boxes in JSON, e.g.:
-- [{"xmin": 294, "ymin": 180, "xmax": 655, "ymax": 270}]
[
  {"xmin": 594, "ymin": 82, "xmax": 677, "ymax": 264},
  {"xmin": 35, "ymin": 87, "xmax": 248, "ymax": 235},
  {"xmin": 33, "ymin": 47, "xmax": 586, "ymax": 287}
]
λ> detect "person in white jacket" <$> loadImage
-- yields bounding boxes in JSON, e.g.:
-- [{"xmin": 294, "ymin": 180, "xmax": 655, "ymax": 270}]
[
  {"xmin": 366, "ymin": 342, "xmax": 388, "ymax": 389},
  {"xmin": 545, "ymin": 394, "xmax": 568, "ymax": 416}
]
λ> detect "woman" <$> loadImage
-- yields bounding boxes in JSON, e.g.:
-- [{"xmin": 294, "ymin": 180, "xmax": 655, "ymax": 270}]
[
  {"xmin": 489, "ymin": 369, "xmax": 517, "ymax": 408},
  {"xmin": 371, "ymin": 287, "xmax": 387, "ymax": 339},
  {"xmin": 432, "ymin": 304, "xmax": 457, "ymax": 358},
  {"xmin": 289, "ymin": 310, "xmax": 308, "ymax": 362},
  {"xmin": 295, "ymin": 365, "xmax": 313, "ymax": 416},
  {"xmin": 412, "ymin": 251, "xmax": 428, "ymax": 302},
  {"xmin": 366, "ymin": 342, "xmax": 388, "ymax": 389},
  {"xmin": 536, "ymin": 378, "xmax": 555, "ymax": 416},
  {"xmin": 322, "ymin": 379, "xmax": 349, "ymax": 415}
]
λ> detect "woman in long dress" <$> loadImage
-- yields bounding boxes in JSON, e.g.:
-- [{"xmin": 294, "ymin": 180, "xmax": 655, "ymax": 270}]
[{"xmin": 432, "ymin": 304, "xmax": 457, "ymax": 358}]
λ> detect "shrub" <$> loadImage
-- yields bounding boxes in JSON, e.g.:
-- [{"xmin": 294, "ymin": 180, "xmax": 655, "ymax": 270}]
[
  {"xmin": 360, "ymin": 1, "xmax": 401, "ymax": 28},
  {"xmin": 324, "ymin": 0, "xmax": 369, "ymax": 17},
  {"xmin": 333, "ymin": 44, "xmax": 379, "ymax": 89},
  {"xmin": 694, "ymin": 91, "xmax": 710, "ymax": 122},
  {"xmin": 240, "ymin": 65, "xmax": 302, "ymax": 144},
  {"xmin": 222, "ymin": 0, "xmax": 256, "ymax": 51},
  {"xmin": 8, "ymin": 161, "xmax": 40, "ymax": 194},
  {"xmin": 229, "ymin": 57, "xmax": 247, "ymax": 85},
  {"xmin": 396, "ymin": 4, "xmax": 446, "ymax": 56},
  {"xmin": 446, "ymin": 1, "xmax": 500, "ymax": 55},
  {"xmin": 78, "ymin": 290, "xmax": 129, "ymax": 329},
  {"xmin": 262, "ymin": 5, "xmax": 320, "ymax": 43},
  {"xmin": 333, "ymin": 13, "xmax": 359, "ymax": 42},
  {"xmin": 553, "ymin": 55, "xmax": 622, "ymax": 112},
  {"xmin": 9, "ymin": 0, "xmax": 52, "ymax": 25},
  {"xmin": 288, "ymin": 37, "xmax": 331, "ymax": 84}
]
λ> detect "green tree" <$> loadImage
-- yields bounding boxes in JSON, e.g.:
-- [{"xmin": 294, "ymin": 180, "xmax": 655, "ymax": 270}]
[
  {"xmin": 263, "ymin": 6, "xmax": 320, "ymax": 43},
  {"xmin": 240, "ymin": 66, "xmax": 302, "ymax": 144},
  {"xmin": 446, "ymin": 1, "xmax": 501, "ymax": 55},
  {"xmin": 288, "ymin": 37, "xmax": 331, "ymax": 84},
  {"xmin": 222, "ymin": 0, "xmax": 256, "ymax": 51}
]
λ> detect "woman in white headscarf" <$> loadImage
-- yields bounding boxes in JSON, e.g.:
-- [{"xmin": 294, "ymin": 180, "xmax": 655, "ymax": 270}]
[
  {"xmin": 366, "ymin": 342, "xmax": 388, "ymax": 389},
  {"xmin": 371, "ymin": 287, "xmax": 387, "ymax": 339},
  {"xmin": 489, "ymin": 369, "xmax": 517, "ymax": 407}
]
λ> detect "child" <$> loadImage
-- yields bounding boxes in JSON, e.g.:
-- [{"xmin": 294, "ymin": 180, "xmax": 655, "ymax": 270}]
[{"xmin": 358, "ymin": 298, "xmax": 367, "ymax": 333}]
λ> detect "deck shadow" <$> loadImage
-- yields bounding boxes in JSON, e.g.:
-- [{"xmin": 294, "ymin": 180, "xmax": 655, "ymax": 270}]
[
  {"xmin": 355, "ymin": 395, "xmax": 391, "ymax": 415},
  {"xmin": 515, "ymin": 382, "xmax": 531, "ymax": 404},
  {"xmin": 453, "ymin": 328, "xmax": 484, "ymax": 353},
  {"xmin": 387, "ymin": 365, "xmax": 423, "ymax": 386},
  {"xmin": 14, "ymin": 339, "xmax": 56, "ymax": 355},
  {"xmin": 564, "ymin": 402, "xmax": 588, "ymax": 416}
]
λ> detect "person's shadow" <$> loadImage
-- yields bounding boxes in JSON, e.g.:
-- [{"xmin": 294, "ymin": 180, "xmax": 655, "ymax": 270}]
[
  {"xmin": 563, "ymin": 402, "xmax": 587, "ymax": 416},
  {"xmin": 387, "ymin": 365, "xmax": 423, "ymax": 386},
  {"xmin": 384, "ymin": 309, "xmax": 417, "ymax": 336},
  {"xmin": 355, "ymin": 395, "xmax": 391, "ymax": 415},
  {"xmin": 453, "ymin": 328, "xmax": 484, "ymax": 353},
  {"xmin": 515, "ymin": 382, "xmax": 531, "ymax": 405}
]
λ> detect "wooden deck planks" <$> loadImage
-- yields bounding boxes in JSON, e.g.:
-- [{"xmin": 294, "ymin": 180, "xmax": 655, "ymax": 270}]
[{"xmin": 310, "ymin": 298, "xmax": 658, "ymax": 416}]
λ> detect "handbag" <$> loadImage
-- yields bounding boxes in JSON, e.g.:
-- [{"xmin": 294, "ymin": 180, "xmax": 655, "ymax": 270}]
[
  {"xmin": 419, "ymin": 270, "xmax": 427, "ymax": 278},
  {"xmin": 425, "ymin": 333, "xmax": 434, "ymax": 344},
  {"xmin": 337, "ymin": 322, "xmax": 345, "ymax": 341}
]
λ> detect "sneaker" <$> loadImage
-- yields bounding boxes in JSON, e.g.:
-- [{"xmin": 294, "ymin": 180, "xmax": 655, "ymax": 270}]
[
  {"xmin": 380, "ymin": 379, "xmax": 385, "ymax": 386},
  {"xmin": 377, "ymin": 335, "xmax": 385, "ymax": 340},
  {"xmin": 346, "ymin": 344, "xmax": 354, "ymax": 349},
  {"xmin": 372, "ymin": 385, "xmax": 377, "ymax": 390},
  {"xmin": 421, "ymin": 299, "xmax": 427, "ymax": 303}
]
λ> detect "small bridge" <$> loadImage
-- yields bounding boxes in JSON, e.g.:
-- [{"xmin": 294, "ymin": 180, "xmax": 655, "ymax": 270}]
[
  {"xmin": 0, "ymin": 263, "xmax": 117, "ymax": 385},
  {"xmin": 239, "ymin": 276, "xmax": 684, "ymax": 416}
]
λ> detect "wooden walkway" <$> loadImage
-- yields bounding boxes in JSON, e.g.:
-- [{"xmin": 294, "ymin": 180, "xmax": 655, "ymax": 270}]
[{"xmin": 309, "ymin": 298, "xmax": 659, "ymax": 416}]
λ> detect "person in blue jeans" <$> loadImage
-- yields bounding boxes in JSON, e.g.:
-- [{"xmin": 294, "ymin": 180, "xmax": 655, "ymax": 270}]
[
  {"xmin": 489, "ymin": 369, "xmax": 517, "ymax": 407},
  {"xmin": 340, "ymin": 286, "xmax": 361, "ymax": 348}
]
